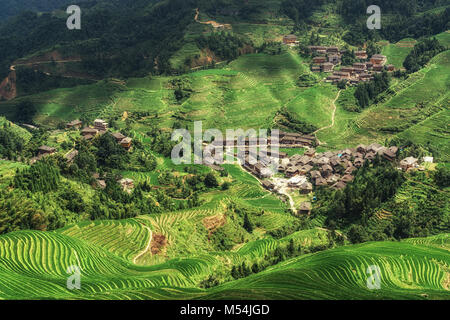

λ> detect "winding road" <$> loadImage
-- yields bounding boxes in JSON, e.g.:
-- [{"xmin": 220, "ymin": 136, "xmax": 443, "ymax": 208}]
[{"xmin": 133, "ymin": 225, "xmax": 153, "ymax": 265}]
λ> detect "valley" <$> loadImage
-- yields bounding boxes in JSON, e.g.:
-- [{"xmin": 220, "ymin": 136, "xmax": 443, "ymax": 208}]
[{"xmin": 0, "ymin": 0, "xmax": 448, "ymax": 303}]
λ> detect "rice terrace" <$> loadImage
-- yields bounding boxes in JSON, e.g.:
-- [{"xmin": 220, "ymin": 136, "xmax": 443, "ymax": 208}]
[{"xmin": 0, "ymin": 0, "xmax": 448, "ymax": 310}]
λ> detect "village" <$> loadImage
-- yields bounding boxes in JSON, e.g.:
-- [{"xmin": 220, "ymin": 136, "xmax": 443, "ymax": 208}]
[
  {"xmin": 193, "ymin": 129, "xmax": 432, "ymax": 213},
  {"xmin": 310, "ymin": 46, "xmax": 393, "ymax": 86},
  {"xmin": 282, "ymin": 34, "xmax": 394, "ymax": 86},
  {"xmin": 223, "ymin": 131, "xmax": 433, "ymax": 216},
  {"xmin": 28, "ymin": 120, "xmax": 433, "ymax": 216}
]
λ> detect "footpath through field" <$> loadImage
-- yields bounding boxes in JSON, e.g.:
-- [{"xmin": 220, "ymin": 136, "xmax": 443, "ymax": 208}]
[
  {"xmin": 314, "ymin": 90, "xmax": 341, "ymax": 145},
  {"xmin": 133, "ymin": 225, "xmax": 153, "ymax": 264}
]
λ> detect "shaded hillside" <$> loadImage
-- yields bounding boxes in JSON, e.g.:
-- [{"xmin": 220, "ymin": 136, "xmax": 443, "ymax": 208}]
[{"xmin": 0, "ymin": 0, "xmax": 197, "ymax": 79}]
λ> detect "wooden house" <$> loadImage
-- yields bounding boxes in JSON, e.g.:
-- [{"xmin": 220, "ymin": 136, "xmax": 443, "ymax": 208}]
[
  {"xmin": 66, "ymin": 120, "xmax": 82, "ymax": 129},
  {"xmin": 38, "ymin": 145, "xmax": 56, "ymax": 156},
  {"xmin": 283, "ymin": 35, "xmax": 297, "ymax": 44},
  {"xmin": 94, "ymin": 119, "xmax": 108, "ymax": 131},
  {"xmin": 328, "ymin": 54, "xmax": 341, "ymax": 65},
  {"xmin": 355, "ymin": 50, "xmax": 368, "ymax": 59},
  {"xmin": 313, "ymin": 56, "xmax": 327, "ymax": 64},
  {"xmin": 120, "ymin": 137, "xmax": 132, "ymax": 150},
  {"xmin": 370, "ymin": 54, "xmax": 387, "ymax": 66},
  {"xmin": 298, "ymin": 202, "xmax": 312, "ymax": 215},
  {"xmin": 321, "ymin": 62, "xmax": 334, "ymax": 72}
]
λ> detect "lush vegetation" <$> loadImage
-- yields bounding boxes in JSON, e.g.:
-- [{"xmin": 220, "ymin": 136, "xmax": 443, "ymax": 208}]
[
  {"xmin": 354, "ymin": 72, "xmax": 391, "ymax": 109},
  {"xmin": 314, "ymin": 157, "xmax": 449, "ymax": 243},
  {"xmin": 0, "ymin": 0, "xmax": 196, "ymax": 79},
  {"xmin": 403, "ymin": 38, "xmax": 446, "ymax": 73},
  {"xmin": 195, "ymin": 32, "xmax": 253, "ymax": 61},
  {"xmin": 341, "ymin": 1, "xmax": 450, "ymax": 45}
]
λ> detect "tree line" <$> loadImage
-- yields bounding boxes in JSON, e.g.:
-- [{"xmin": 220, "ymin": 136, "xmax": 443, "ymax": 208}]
[
  {"xmin": 354, "ymin": 71, "xmax": 391, "ymax": 109},
  {"xmin": 403, "ymin": 38, "xmax": 446, "ymax": 73}
]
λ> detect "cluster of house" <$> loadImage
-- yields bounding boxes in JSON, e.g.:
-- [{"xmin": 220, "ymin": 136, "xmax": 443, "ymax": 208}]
[
  {"xmin": 308, "ymin": 45, "xmax": 344, "ymax": 73},
  {"xmin": 253, "ymin": 142, "xmax": 435, "ymax": 215},
  {"xmin": 28, "ymin": 119, "xmax": 132, "ymax": 164},
  {"xmin": 276, "ymin": 143, "xmax": 400, "ymax": 191},
  {"xmin": 242, "ymin": 152, "xmax": 286, "ymax": 180},
  {"xmin": 209, "ymin": 131, "xmax": 316, "ymax": 149},
  {"xmin": 277, "ymin": 131, "xmax": 317, "ymax": 148},
  {"xmin": 307, "ymin": 45, "xmax": 394, "ymax": 85},
  {"xmin": 67, "ymin": 119, "xmax": 133, "ymax": 150},
  {"xmin": 253, "ymin": 143, "xmax": 400, "ymax": 215},
  {"xmin": 207, "ymin": 131, "xmax": 317, "ymax": 178},
  {"xmin": 326, "ymin": 54, "xmax": 393, "ymax": 85}
]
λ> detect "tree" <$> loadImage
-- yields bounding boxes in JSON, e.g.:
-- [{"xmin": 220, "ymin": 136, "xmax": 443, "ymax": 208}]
[
  {"xmin": 221, "ymin": 182, "xmax": 230, "ymax": 190},
  {"xmin": 95, "ymin": 133, "xmax": 129, "ymax": 169},
  {"xmin": 434, "ymin": 166, "xmax": 450, "ymax": 188},
  {"xmin": 204, "ymin": 172, "xmax": 218, "ymax": 188},
  {"xmin": 337, "ymin": 80, "xmax": 347, "ymax": 89},
  {"xmin": 243, "ymin": 212, "xmax": 253, "ymax": 233},
  {"xmin": 15, "ymin": 100, "xmax": 37, "ymax": 123},
  {"xmin": 348, "ymin": 224, "xmax": 369, "ymax": 243},
  {"xmin": 288, "ymin": 238, "xmax": 295, "ymax": 255}
]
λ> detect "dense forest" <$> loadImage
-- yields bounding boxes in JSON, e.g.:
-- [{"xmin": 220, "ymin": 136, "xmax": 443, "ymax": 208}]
[
  {"xmin": 195, "ymin": 32, "xmax": 253, "ymax": 61},
  {"xmin": 1, "ymin": 0, "xmax": 448, "ymax": 80},
  {"xmin": 343, "ymin": 4, "xmax": 449, "ymax": 44},
  {"xmin": 354, "ymin": 71, "xmax": 391, "ymax": 109},
  {"xmin": 16, "ymin": 68, "xmax": 94, "ymax": 96}
]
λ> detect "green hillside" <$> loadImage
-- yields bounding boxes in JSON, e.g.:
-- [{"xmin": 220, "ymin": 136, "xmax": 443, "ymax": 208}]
[
  {"xmin": 317, "ymin": 48, "xmax": 450, "ymax": 152},
  {"xmin": 0, "ymin": 229, "xmax": 448, "ymax": 299},
  {"xmin": 0, "ymin": 49, "xmax": 335, "ymax": 132}
]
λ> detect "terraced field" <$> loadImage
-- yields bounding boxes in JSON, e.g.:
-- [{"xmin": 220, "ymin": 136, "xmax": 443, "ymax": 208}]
[
  {"xmin": 58, "ymin": 219, "xmax": 151, "ymax": 263},
  {"xmin": 0, "ymin": 49, "xmax": 338, "ymax": 134},
  {"xmin": 204, "ymin": 240, "xmax": 450, "ymax": 300},
  {"xmin": 0, "ymin": 229, "xmax": 447, "ymax": 300}
]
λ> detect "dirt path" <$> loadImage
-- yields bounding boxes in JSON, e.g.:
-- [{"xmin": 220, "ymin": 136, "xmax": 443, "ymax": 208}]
[
  {"xmin": 278, "ymin": 186, "xmax": 296, "ymax": 213},
  {"xmin": 133, "ymin": 225, "xmax": 153, "ymax": 264},
  {"xmin": 194, "ymin": 8, "xmax": 231, "ymax": 29},
  {"xmin": 313, "ymin": 90, "xmax": 341, "ymax": 145}
]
